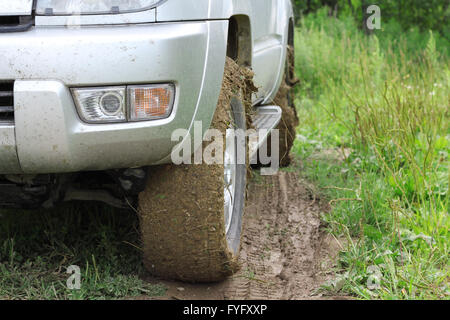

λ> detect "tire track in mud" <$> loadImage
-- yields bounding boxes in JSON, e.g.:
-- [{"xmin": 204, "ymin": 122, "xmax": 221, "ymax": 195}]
[
  {"xmin": 144, "ymin": 170, "xmax": 344, "ymax": 300},
  {"xmin": 222, "ymin": 171, "xmax": 326, "ymax": 300}
]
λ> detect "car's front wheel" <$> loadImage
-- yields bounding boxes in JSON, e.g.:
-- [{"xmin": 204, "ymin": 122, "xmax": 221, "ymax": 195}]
[{"xmin": 138, "ymin": 58, "xmax": 251, "ymax": 282}]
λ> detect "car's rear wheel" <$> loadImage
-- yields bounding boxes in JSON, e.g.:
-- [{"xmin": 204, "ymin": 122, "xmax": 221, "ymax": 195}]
[
  {"xmin": 138, "ymin": 58, "xmax": 251, "ymax": 282},
  {"xmin": 270, "ymin": 45, "xmax": 299, "ymax": 167}
]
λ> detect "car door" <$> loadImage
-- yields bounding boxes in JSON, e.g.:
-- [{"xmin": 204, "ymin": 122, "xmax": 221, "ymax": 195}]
[{"xmin": 249, "ymin": 0, "xmax": 283, "ymax": 102}]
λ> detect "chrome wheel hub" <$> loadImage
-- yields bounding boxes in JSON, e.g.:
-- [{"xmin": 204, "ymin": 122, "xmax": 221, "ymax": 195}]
[{"xmin": 224, "ymin": 131, "xmax": 237, "ymax": 235}]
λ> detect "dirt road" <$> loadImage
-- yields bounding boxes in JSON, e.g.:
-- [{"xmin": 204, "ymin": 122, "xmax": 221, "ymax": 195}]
[{"xmin": 144, "ymin": 170, "xmax": 345, "ymax": 300}]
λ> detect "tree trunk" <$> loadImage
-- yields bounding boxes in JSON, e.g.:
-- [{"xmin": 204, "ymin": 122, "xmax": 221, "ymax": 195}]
[
  {"xmin": 347, "ymin": 0, "xmax": 354, "ymax": 14},
  {"xmin": 362, "ymin": 0, "xmax": 373, "ymax": 35}
]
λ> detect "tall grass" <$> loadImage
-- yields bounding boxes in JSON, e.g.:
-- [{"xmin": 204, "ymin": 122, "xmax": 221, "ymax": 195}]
[{"xmin": 294, "ymin": 9, "xmax": 449, "ymax": 299}]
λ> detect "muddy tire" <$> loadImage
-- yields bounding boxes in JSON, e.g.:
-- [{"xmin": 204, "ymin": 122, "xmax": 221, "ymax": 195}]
[
  {"xmin": 270, "ymin": 46, "xmax": 299, "ymax": 167},
  {"xmin": 138, "ymin": 58, "xmax": 254, "ymax": 282}
]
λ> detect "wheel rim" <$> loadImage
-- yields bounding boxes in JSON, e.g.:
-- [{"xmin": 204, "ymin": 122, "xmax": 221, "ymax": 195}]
[{"xmin": 224, "ymin": 130, "xmax": 237, "ymax": 235}]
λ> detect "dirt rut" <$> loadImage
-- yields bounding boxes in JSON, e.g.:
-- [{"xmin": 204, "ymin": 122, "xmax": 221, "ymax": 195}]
[{"xmin": 145, "ymin": 170, "xmax": 343, "ymax": 300}]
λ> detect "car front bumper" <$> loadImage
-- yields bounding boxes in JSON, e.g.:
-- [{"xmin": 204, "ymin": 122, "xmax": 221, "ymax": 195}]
[{"xmin": 0, "ymin": 20, "xmax": 227, "ymax": 174}]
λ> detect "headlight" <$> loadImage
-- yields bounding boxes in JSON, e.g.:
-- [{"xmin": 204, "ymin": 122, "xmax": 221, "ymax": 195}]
[
  {"xmin": 72, "ymin": 86, "xmax": 127, "ymax": 123},
  {"xmin": 71, "ymin": 84, "xmax": 175, "ymax": 124},
  {"xmin": 36, "ymin": 0, "xmax": 166, "ymax": 15}
]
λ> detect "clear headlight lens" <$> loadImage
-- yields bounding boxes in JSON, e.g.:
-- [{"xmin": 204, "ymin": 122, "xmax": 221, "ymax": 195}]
[
  {"xmin": 36, "ymin": 0, "xmax": 165, "ymax": 15},
  {"xmin": 72, "ymin": 87, "xmax": 126, "ymax": 123}
]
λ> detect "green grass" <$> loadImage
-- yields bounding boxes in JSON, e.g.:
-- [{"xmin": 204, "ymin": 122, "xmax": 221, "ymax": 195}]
[
  {"xmin": 0, "ymin": 204, "xmax": 165, "ymax": 299},
  {"xmin": 293, "ymin": 9, "xmax": 449, "ymax": 299}
]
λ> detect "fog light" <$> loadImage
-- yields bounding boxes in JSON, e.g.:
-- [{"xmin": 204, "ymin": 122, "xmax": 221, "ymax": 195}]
[
  {"xmin": 100, "ymin": 92, "xmax": 123, "ymax": 116},
  {"xmin": 128, "ymin": 84, "xmax": 175, "ymax": 121},
  {"xmin": 72, "ymin": 87, "xmax": 126, "ymax": 123}
]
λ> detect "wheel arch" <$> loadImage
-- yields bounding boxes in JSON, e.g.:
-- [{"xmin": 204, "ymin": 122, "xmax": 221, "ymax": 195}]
[
  {"xmin": 288, "ymin": 17, "xmax": 295, "ymax": 47},
  {"xmin": 226, "ymin": 14, "xmax": 252, "ymax": 67}
]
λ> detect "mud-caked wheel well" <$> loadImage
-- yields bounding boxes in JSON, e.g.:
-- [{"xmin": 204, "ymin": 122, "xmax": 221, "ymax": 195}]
[{"xmin": 227, "ymin": 15, "xmax": 252, "ymax": 67}]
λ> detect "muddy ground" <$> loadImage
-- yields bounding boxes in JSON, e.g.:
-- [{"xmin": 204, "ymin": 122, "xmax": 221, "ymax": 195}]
[{"xmin": 141, "ymin": 169, "xmax": 348, "ymax": 300}]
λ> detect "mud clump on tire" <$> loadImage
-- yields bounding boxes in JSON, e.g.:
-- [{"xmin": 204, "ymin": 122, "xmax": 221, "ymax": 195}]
[
  {"xmin": 139, "ymin": 163, "xmax": 232, "ymax": 282},
  {"xmin": 271, "ymin": 45, "xmax": 299, "ymax": 167},
  {"xmin": 138, "ymin": 58, "xmax": 257, "ymax": 282},
  {"xmin": 220, "ymin": 58, "xmax": 258, "ymax": 131},
  {"xmin": 272, "ymin": 82, "xmax": 298, "ymax": 167}
]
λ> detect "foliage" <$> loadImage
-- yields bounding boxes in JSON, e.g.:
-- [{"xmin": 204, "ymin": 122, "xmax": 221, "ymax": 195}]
[
  {"xmin": 292, "ymin": 0, "xmax": 450, "ymax": 38},
  {"xmin": 293, "ymin": 9, "xmax": 449, "ymax": 299}
]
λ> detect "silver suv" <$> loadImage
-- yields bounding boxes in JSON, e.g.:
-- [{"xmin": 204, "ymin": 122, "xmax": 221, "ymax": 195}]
[{"xmin": 0, "ymin": 0, "xmax": 298, "ymax": 282}]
